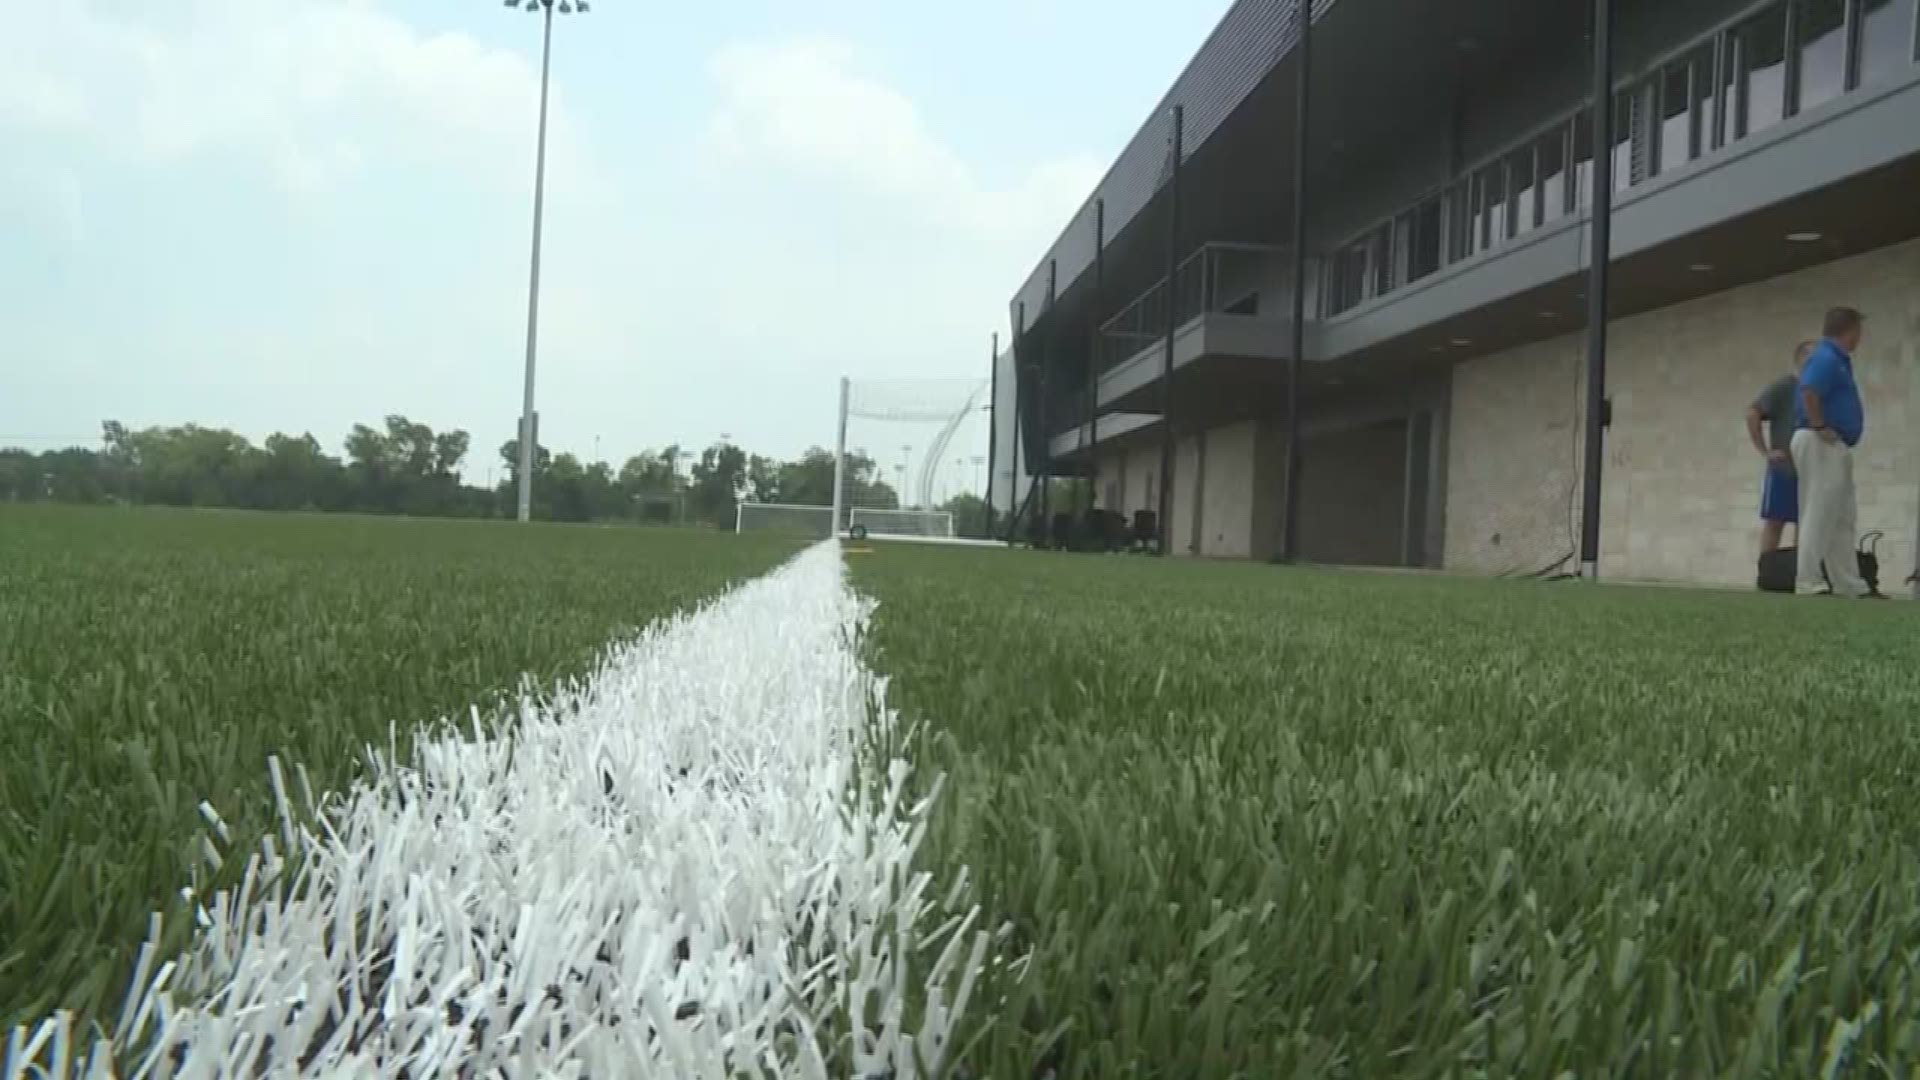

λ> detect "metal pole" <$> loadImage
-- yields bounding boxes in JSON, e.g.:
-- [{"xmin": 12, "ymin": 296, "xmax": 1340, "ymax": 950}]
[
  {"xmin": 986, "ymin": 330, "xmax": 999, "ymax": 537},
  {"xmin": 1009, "ymin": 302, "xmax": 1026, "ymax": 543},
  {"xmin": 1281, "ymin": 0, "xmax": 1312, "ymax": 563},
  {"xmin": 1040, "ymin": 260, "xmax": 1057, "ymax": 544},
  {"xmin": 831, "ymin": 376, "xmax": 849, "ymax": 538},
  {"xmin": 515, "ymin": 1, "xmax": 556, "ymax": 523},
  {"xmin": 1089, "ymin": 199, "xmax": 1105, "ymax": 506},
  {"xmin": 1158, "ymin": 104, "xmax": 1184, "ymax": 557},
  {"xmin": 1579, "ymin": 0, "xmax": 1614, "ymax": 580}
]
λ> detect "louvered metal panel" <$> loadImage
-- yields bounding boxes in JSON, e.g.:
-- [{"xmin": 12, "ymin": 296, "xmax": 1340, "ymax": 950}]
[{"xmin": 1009, "ymin": 0, "xmax": 1341, "ymax": 324}]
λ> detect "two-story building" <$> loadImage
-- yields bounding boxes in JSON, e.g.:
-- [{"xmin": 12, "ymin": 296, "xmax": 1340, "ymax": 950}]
[{"xmin": 1003, "ymin": 0, "xmax": 1920, "ymax": 585}]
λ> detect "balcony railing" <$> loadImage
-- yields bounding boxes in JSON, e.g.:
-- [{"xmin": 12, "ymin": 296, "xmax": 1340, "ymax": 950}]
[{"xmin": 1097, "ymin": 242, "xmax": 1292, "ymax": 373}]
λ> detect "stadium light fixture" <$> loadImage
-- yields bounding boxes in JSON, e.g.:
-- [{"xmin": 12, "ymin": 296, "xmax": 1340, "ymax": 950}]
[
  {"xmin": 510, "ymin": 0, "xmax": 589, "ymax": 523},
  {"xmin": 1785, "ymin": 231, "xmax": 1823, "ymax": 243}
]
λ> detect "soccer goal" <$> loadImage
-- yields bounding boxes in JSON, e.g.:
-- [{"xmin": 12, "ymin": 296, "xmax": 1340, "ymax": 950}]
[
  {"xmin": 735, "ymin": 502, "xmax": 834, "ymax": 539},
  {"xmin": 847, "ymin": 507, "xmax": 953, "ymax": 539},
  {"xmin": 736, "ymin": 376, "xmax": 991, "ymax": 541}
]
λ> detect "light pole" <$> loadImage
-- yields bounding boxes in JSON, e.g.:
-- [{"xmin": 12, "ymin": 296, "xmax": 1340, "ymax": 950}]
[{"xmin": 511, "ymin": 0, "xmax": 588, "ymax": 523}]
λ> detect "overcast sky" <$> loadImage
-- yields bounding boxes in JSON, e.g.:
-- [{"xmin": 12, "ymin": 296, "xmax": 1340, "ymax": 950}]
[{"xmin": 0, "ymin": 0, "xmax": 1225, "ymax": 477}]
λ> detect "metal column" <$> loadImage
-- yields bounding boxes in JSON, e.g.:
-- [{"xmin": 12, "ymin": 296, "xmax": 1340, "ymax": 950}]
[
  {"xmin": 1579, "ymin": 0, "xmax": 1615, "ymax": 581},
  {"xmin": 1040, "ymin": 260, "xmax": 1057, "ymax": 545},
  {"xmin": 1088, "ymin": 199, "xmax": 1106, "ymax": 511},
  {"xmin": 1280, "ymin": 0, "xmax": 1312, "ymax": 563},
  {"xmin": 1157, "ymin": 105, "xmax": 1184, "ymax": 557},
  {"xmin": 1008, "ymin": 302, "xmax": 1027, "ymax": 543}
]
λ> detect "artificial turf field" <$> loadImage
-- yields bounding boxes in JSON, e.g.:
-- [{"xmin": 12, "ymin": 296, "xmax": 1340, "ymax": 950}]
[
  {"xmin": 851, "ymin": 541, "xmax": 1920, "ymax": 1076},
  {"xmin": 5, "ymin": 506, "xmax": 1920, "ymax": 1076},
  {"xmin": 0, "ymin": 505, "xmax": 803, "ymax": 1034}
]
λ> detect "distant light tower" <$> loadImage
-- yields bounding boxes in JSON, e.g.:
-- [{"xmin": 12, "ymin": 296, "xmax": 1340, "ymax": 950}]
[{"xmin": 511, "ymin": 0, "xmax": 590, "ymax": 523}]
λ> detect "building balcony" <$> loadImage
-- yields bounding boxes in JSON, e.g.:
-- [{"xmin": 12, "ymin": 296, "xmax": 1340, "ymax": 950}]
[{"xmin": 1095, "ymin": 242, "xmax": 1300, "ymax": 413}]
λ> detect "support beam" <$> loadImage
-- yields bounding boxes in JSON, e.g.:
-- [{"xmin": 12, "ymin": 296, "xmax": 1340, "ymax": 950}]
[
  {"xmin": 1088, "ymin": 199, "xmax": 1105, "ymax": 508},
  {"xmin": 1157, "ymin": 104, "xmax": 1184, "ymax": 557},
  {"xmin": 1280, "ymin": 0, "xmax": 1312, "ymax": 564},
  {"xmin": 1579, "ymin": 0, "xmax": 1614, "ymax": 581},
  {"xmin": 1008, "ymin": 302, "xmax": 1026, "ymax": 543},
  {"xmin": 1040, "ymin": 260, "xmax": 1057, "ymax": 544}
]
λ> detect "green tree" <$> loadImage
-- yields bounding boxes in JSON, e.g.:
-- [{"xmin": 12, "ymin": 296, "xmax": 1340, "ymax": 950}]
[
  {"xmin": 939, "ymin": 491, "xmax": 992, "ymax": 539},
  {"xmin": 689, "ymin": 443, "xmax": 748, "ymax": 527}
]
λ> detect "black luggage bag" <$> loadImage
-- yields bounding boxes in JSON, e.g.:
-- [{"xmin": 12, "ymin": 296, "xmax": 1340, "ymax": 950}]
[{"xmin": 1757, "ymin": 530, "xmax": 1883, "ymax": 595}]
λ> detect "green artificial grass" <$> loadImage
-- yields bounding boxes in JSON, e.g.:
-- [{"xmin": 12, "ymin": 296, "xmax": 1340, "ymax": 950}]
[
  {"xmin": 853, "ymin": 543, "xmax": 1920, "ymax": 1078},
  {"xmin": 0, "ymin": 504, "xmax": 801, "ymax": 1033}
]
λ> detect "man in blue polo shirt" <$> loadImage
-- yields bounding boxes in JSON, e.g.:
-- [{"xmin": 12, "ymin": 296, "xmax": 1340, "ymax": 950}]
[{"xmin": 1790, "ymin": 306, "xmax": 1870, "ymax": 598}]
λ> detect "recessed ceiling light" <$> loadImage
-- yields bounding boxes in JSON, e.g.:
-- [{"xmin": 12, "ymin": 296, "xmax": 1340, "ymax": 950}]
[
  {"xmin": 1428, "ymin": 345, "xmax": 1445, "ymax": 354},
  {"xmin": 1785, "ymin": 231, "xmax": 1823, "ymax": 243},
  {"xmin": 1689, "ymin": 262, "xmax": 1715, "ymax": 272},
  {"xmin": 1538, "ymin": 310, "xmax": 1557, "ymax": 318},
  {"xmin": 1450, "ymin": 338, "xmax": 1472, "ymax": 347}
]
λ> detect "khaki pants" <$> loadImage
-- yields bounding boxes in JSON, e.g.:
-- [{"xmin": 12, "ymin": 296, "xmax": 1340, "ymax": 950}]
[{"xmin": 1790, "ymin": 428, "xmax": 1868, "ymax": 597}]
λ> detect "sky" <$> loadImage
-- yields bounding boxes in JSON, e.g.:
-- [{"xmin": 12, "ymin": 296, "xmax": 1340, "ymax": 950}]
[{"xmin": 0, "ymin": 0, "xmax": 1228, "ymax": 482}]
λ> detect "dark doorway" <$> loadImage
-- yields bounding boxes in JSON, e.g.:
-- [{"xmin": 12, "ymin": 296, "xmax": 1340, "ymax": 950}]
[{"xmin": 1296, "ymin": 417, "xmax": 1411, "ymax": 567}]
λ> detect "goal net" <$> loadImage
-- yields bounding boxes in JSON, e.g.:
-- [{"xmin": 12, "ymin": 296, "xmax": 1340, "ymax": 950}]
[
  {"xmin": 735, "ymin": 376, "xmax": 991, "ymax": 541},
  {"xmin": 735, "ymin": 502, "xmax": 834, "ymax": 539},
  {"xmin": 848, "ymin": 507, "xmax": 953, "ymax": 538}
]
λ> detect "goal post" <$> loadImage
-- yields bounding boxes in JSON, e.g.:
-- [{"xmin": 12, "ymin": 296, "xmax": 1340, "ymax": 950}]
[{"xmin": 831, "ymin": 377, "xmax": 850, "ymax": 539}]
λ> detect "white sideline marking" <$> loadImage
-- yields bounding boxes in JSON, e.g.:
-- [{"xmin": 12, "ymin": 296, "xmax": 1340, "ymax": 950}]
[{"xmin": 6, "ymin": 541, "xmax": 996, "ymax": 1079}]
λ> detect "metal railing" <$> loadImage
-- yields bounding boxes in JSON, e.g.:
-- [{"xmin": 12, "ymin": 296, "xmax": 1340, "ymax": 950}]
[{"xmin": 1096, "ymin": 242, "xmax": 1292, "ymax": 373}]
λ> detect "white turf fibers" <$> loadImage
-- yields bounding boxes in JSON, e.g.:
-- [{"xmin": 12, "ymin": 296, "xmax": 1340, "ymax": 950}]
[{"xmin": 5, "ymin": 541, "xmax": 1000, "ymax": 1079}]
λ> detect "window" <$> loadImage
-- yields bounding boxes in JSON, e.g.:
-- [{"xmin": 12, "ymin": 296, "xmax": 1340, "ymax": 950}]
[
  {"xmin": 1738, "ymin": 5, "xmax": 1790, "ymax": 139},
  {"xmin": 1571, "ymin": 109, "xmax": 1595, "ymax": 208},
  {"xmin": 1328, "ymin": 240, "xmax": 1369, "ymax": 315},
  {"xmin": 1476, "ymin": 161, "xmax": 1508, "ymax": 249},
  {"xmin": 1611, "ymin": 90, "xmax": 1636, "ymax": 190},
  {"xmin": 1708, "ymin": 35, "xmax": 1733, "ymax": 148},
  {"xmin": 1444, "ymin": 180, "xmax": 1473, "ymax": 263},
  {"xmin": 1368, "ymin": 222, "xmax": 1394, "ymax": 299},
  {"xmin": 1860, "ymin": 0, "xmax": 1920, "ymax": 85},
  {"xmin": 1538, "ymin": 125, "xmax": 1568, "ymax": 224},
  {"xmin": 1407, "ymin": 198, "xmax": 1443, "ymax": 282},
  {"xmin": 1656, "ymin": 55, "xmax": 1696, "ymax": 174},
  {"xmin": 1508, "ymin": 144, "xmax": 1539, "ymax": 235},
  {"xmin": 1798, "ymin": 0, "xmax": 1849, "ymax": 112}
]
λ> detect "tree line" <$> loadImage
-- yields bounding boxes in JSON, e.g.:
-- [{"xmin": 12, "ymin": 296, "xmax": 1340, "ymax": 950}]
[{"xmin": 0, "ymin": 417, "xmax": 992, "ymax": 533}]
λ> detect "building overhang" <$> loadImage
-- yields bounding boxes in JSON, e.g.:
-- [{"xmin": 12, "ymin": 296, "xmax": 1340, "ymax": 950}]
[
  {"xmin": 1319, "ymin": 68, "xmax": 1920, "ymax": 371},
  {"xmin": 1008, "ymin": 0, "xmax": 1594, "ymax": 355}
]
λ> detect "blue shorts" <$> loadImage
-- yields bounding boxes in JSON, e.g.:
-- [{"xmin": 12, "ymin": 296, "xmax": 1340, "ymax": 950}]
[{"xmin": 1760, "ymin": 463, "xmax": 1798, "ymax": 524}]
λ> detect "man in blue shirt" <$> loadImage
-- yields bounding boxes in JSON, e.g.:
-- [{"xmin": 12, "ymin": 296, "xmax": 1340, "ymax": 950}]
[
  {"xmin": 1747, "ymin": 341, "xmax": 1815, "ymax": 556},
  {"xmin": 1789, "ymin": 306, "xmax": 1871, "ymax": 597}
]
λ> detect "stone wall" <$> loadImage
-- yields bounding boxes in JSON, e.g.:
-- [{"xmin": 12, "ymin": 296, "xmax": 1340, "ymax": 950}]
[{"xmin": 1446, "ymin": 237, "xmax": 1920, "ymax": 586}]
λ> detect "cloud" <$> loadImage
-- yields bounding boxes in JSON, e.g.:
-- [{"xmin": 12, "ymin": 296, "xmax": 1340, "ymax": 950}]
[
  {"xmin": 702, "ymin": 34, "xmax": 1102, "ymax": 239},
  {"xmin": 0, "ymin": 0, "xmax": 604, "ymax": 199}
]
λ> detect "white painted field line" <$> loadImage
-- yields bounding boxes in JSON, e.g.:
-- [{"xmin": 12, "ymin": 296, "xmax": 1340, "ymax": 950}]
[{"xmin": 6, "ymin": 541, "xmax": 1001, "ymax": 1079}]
